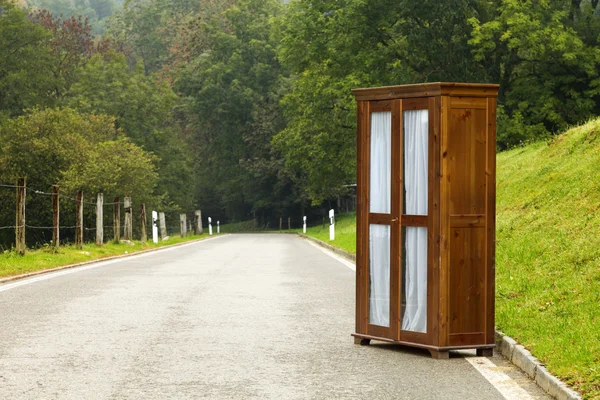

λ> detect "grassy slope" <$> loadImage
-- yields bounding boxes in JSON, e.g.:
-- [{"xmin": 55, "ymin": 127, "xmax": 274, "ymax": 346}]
[
  {"xmin": 495, "ymin": 119, "xmax": 600, "ymax": 398},
  {"xmin": 301, "ymin": 119, "xmax": 600, "ymax": 399},
  {"xmin": 0, "ymin": 234, "xmax": 211, "ymax": 278}
]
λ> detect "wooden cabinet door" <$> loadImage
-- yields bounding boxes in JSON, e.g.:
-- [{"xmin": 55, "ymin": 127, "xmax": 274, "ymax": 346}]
[{"xmin": 357, "ymin": 100, "xmax": 401, "ymax": 340}]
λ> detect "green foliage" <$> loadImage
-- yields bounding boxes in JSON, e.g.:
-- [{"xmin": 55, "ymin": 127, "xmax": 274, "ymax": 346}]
[
  {"xmin": 470, "ymin": 0, "xmax": 600, "ymax": 148},
  {"xmin": 0, "ymin": 0, "xmax": 55, "ymax": 115},
  {"xmin": 0, "ymin": 107, "xmax": 158, "ymax": 203},
  {"xmin": 273, "ymin": 0, "xmax": 493, "ymax": 203},
  {"xmin": 65, "ymin": 52, "xmax": 194, "ymax": 209},
  {"xmin": 27, "ymin": 0, "xmax": 118, "ymax": 34},
  {"xmin": 175, "ymin": 0, "xmax": 288, "ymax": 220}
]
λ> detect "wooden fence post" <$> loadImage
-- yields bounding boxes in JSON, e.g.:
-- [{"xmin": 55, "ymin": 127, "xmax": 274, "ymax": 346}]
[
  {"xmin": 75, "ymin": 190, "xmax": 83, "ymax": 249},
  {"xmin": 52, "ymin": 185, "xmax": 59, "ymax": 249},
  {"xmin": 159, "ymin": 212, "xmax": 167, "ymax": 239},
  {"xmin": 195, "ymin": 210, "xmax": 202, "ymax": 234},
  {"xmin": 279, "ymin": 217, "xmax": 282, "ymax": 231},
  {"xmin": 113, "ymin": 197, "xmax": 120, "ymax": 243},
  {"xmin": 288, "ymin": 217, "xmax": 291, "ymax": 230},
  {"xmin": 140, "ymin": 203, "xmax": 147, "ymax": 243},
  {"xmin": 15, "ymin": 178, "xmax": 26, "ymax": 255},
  {"xmin": 96, "ymin": 193, "xmax": 103, "ymax": 246},
  {"xmin": 180, "ymin": 213, "xmax": 187, "ymax": 237},
  {"xmin": 123, "ymin": 196, "xmax": 132, "ymax": 241}
]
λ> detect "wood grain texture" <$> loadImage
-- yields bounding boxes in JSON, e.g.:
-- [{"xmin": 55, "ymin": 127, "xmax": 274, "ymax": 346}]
[
  {"xmin": 75, "ymin": 191, "xmax": 83, "ymax": 250},
  {"xmin": 439, "ymin": 96, "xmax": 450, "ymax": 347},
  {"xmin": 113, "ymin": 197, "xmax": 120, "ymax": 243},
  {"xmin": 353, "ymin": 84, "xmax": 497, "ymax": 354},
  {"xmin": 450, "ymin": 97, "xmax": 487, "ymax": 109},
  {"xmin": 352, "ymin": 82, "xmax": 499, "ymax": 101},
  {"xmin": 356, "ymin": 101, "xmax": 370, "ymax": 335},
  {"xmin": 486, "ymin": 97, "xmax": 497, "ymax": 344},
  {"xmin": 449, "ymin": 227, "xmax": 485, "ymax": 335},
  {"xmin": 391, "ymin": 99, "xmax": 402, "ymax": 340},
  {"xmin": 430, "ymin": 96, "xmax": 441, "ymax": 347},
  {"xmin": 96, "ymin": 193, "xmax": 103, "ymax": 246},
  {"xmin": 15, "ymin": 178, "xmax": 26, "ymax": 255},
  {"xmin": 52, "ymin": 185, "xmax": 59, "ymax": 249},
  {"xmin": 355, "ymin": 101, "xmax": 364, "ymax": 335}
]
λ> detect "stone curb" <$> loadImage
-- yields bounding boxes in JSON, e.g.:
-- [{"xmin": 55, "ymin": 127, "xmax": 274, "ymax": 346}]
[
  {"xmin": 296, "ymin": 233, "xmax": 582, "ymax": 400},
  {"xmin": 495, "ymin": 331, "xmax": 582, "ymax": 400},
  {"xmin": 297, "ymin": 233, "xmax": 356, "ymax": 262},
  {"xmin": 0, "ymin": 235, "xmax": 220, "ymax": 285}
]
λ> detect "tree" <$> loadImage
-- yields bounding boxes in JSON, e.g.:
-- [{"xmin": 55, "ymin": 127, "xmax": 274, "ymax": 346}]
[
  {"xmin": 470, "ymin": 0, "xmax": 600, "ymax": 148},
  {"xmin": 32, "ymin": 10, "xmax": 96, "ymax": 98},
  {"xmin": 0, "ymin": 108, "xmax": 159, "ymax": 245},
  {"xmin": 174, "ymin": 0, "xmax": 287, "ymax": 221},
  {"xmin": 65, "ymin": 52, "xmax": 195, "ymax": 210},
  {"xmin": 0, "ymin": 0, "xmax": 55, "ymax": 116}
]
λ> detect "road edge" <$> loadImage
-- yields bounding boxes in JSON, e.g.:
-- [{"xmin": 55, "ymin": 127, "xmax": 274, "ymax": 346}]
[
  {"xmin": 0, "ymin": 235, "xmax": 224, "ymax": 285},
  {"xmin": 297, "ymin": 233, "xmax": 582, "ymax": 400}
]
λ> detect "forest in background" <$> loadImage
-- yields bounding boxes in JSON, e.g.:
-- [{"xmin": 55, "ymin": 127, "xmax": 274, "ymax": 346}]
[{"xmin": 1, "ymin": 0, "xmax": 599, "ymax": 246}]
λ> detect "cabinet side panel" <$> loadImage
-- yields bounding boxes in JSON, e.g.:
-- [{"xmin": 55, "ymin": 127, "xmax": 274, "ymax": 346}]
[
  {"xmin": 447, "ymin": 103, "xmax": 487, "ymax": 340},
  {"xmin": 486, "ymin": 97, "xmax": 497, "ymax": 344}
]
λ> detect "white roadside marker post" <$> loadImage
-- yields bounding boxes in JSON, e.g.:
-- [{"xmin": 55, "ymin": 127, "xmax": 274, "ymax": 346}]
[
  {"xmin": 151, "ymin": 211, "xmax": 159, "ymax": 244},
  {"xmin": 329, "ymin": 209, "xmax": 335, "ymax": 241},
  {"xmin": 217, "ymin": 221, "xmax": 220, "ymax": 234},
  {"xmin": 303, "ymin": 216, "xmax": 307, "ymax": 234},
  {"xmin": 208, "ymin": 217, "xmax": 213, "ymax": 236}
]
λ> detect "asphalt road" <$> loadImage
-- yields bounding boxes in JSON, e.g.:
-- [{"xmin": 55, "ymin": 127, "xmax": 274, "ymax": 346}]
[{"xmin": 0, "ymin": 234, "xmax": 550, "ymax": 399}]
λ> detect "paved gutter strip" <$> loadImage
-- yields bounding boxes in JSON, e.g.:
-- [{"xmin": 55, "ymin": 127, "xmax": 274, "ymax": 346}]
[
  {"xmin": 0, "ymin": 235, "xmax": 223, "ymax": 285},
  {"xmin": 297, "ymin": 233, "xmax": 582, "ymax": 400}
]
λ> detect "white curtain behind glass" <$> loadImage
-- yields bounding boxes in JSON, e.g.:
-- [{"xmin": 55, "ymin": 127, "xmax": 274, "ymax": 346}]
[
  {"xmin": 368, "ymin": 111, "xmax": 392, "ymax": 327},
  {"xmin": 402, "ymin": 110, "xmax": 428, "ymax": 333},
  {"xmin": 369, "ymin": 224, "xmax": 390, "ymax": 327},
  {"xmin": 370, "ymin": 112, "xmax": 391, "ymax": 213}
]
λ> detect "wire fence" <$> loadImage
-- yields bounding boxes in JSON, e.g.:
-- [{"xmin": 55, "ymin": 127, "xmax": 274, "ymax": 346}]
[{"xmin": 0, "ymin": 180, "xmax": 205, "ymax": 252}]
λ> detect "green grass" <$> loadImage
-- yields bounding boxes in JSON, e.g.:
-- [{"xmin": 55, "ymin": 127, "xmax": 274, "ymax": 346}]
[
  {"xmin": 300, "ymin": 119, "xmax": 600, "ymax": 399},
  {"xmin": 0, "ymin": 234, "xmax": 213, "ymax": 279},
  {"xmin": 495, "ymin": 119, "xmax": 600, "ymax": 399},
  {"xmin": 297, "ymin": 212, "xmax": 357, "ymax": 254}
]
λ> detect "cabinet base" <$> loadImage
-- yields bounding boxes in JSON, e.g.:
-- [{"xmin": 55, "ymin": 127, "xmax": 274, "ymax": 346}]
[{"xmin": 351, "ymin": 333, "xmax": 495, "ymax": 359}]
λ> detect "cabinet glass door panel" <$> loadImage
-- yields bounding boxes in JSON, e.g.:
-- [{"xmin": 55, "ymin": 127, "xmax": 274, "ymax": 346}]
[
  {"xmin": 368, "ymin": 110, "xmax": 392, "ymax": 328},
  {"xmin": 369, "ymin": 224, "xmax": 391, "ymax": 327},
  {"xmin": 403, "ymin": 110, "xmax": 428, "ymax": 216},
  {"xmin": 370, "ymin": 112, "xmax": 391, "ymax": 214},
  {"xmin": 401, "ymin": 226, "xmax": 428, "ymax": 332},
  {"xmin": 401, "ymin": 109, "xmax": 428, "ymax": 333}
]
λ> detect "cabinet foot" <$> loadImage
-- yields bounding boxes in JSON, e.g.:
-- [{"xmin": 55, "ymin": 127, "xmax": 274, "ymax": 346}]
[
  {"xmin": 476, "ymin": 348, "xmax": 493, "ymax": 357},
  {"xmin": 354, "ymin": 337, "xmax": 371, "ymax": 346},
  {"xmin": 429, "ymin": 350, "xmax": 449, "ymax": 359}
]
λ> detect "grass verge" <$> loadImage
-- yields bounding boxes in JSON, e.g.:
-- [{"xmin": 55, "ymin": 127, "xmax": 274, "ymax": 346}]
[
  {"xmin": 296, "ymin": 212, "xmax": 357, "ymax": 254},
  {"xmin": 0, "ymin": 234, "xmax": 213, "ymax": 279},
  {"xmin": 301, "ymin": 119, "xmax": 600, "ymax": 399}
]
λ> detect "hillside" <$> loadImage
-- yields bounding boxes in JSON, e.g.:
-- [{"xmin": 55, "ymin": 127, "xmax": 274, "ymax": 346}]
[
  {"xmin": 496, "ymin": 118, "xmax": 600, "ymax": 398},
  {"xmin": 303, "ymin": 118, "xmax": 600, "ymax": 398}
]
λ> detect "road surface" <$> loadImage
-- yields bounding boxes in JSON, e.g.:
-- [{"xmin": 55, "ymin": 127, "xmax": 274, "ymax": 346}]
[{"xmin": 0, "ymin": 234, "xmax": 550, "ymax": 399}]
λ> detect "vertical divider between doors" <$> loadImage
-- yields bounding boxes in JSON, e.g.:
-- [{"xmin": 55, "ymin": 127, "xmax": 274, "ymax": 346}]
[{"xmin": 391, "ymin": 99, "xmax": 402, "ymax": 340}]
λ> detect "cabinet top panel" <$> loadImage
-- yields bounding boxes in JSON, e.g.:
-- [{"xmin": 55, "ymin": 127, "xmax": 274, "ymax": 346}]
[{"xmin": 352, "ymin": 82, "xmax": 499, "ymax": 102}]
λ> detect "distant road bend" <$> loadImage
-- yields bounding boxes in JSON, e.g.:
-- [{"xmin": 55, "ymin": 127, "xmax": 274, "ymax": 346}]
[{"xmin": 0, "ymin": 234, "xmax": 549, "ymax": 399}]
